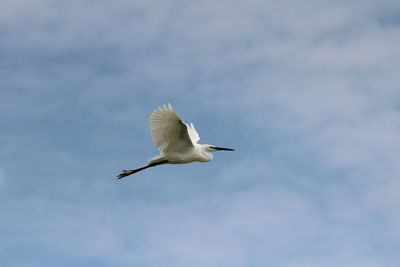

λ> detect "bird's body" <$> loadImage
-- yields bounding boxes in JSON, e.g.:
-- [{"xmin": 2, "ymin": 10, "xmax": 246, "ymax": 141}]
[
  {"xmin": 149, "ymin": 144, "xmax": 213, "ymax": 165},
  {"xmin": 117, "ymin": 104, "xmax": 233, "ymax": 178}
]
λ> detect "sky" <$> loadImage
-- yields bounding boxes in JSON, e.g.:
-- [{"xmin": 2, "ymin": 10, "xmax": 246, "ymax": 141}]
[{"xmin": 1, "ymin": 0, "xmax": 400, "ymax": 266}]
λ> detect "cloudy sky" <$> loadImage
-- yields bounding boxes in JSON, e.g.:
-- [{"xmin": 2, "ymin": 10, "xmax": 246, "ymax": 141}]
[{"xmin": 1, "ymin": 0, "xmax": 400, "ymax": 266}]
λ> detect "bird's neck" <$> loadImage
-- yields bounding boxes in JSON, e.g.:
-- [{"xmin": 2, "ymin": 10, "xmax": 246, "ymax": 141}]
[{"xmin": 198, "ymin": 144, "xmax": 213, "ymax": 161}]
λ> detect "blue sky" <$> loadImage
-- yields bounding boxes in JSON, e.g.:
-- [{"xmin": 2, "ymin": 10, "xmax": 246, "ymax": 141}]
[{"xmin": 1, "ymin": 0, "xmax": 400, "ymax": 266}]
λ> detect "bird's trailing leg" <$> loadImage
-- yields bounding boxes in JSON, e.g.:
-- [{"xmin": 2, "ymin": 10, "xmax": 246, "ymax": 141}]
[{"xmin": 117, "ymin": 160, "xmax": 168, "ymax": 179}]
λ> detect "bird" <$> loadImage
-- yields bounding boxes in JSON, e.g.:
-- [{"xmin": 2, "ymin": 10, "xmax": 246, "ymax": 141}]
[{"xmin": 117, "ymin": 103, "xmax": 234, "ymax": 179}]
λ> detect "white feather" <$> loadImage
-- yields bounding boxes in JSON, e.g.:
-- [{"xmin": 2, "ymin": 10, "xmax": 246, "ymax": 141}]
[{"xmin": 149, "ymin": 104, "xmax": 200, "ymax": 154}]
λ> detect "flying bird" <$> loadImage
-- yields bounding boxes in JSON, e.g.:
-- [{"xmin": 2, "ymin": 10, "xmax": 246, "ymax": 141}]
[{"xmin": 117, "ymin": 104, "xmax": 234, "ymax": 179}]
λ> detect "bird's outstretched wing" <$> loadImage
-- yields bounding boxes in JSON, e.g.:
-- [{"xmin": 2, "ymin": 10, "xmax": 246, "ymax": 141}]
[
  {"xmin": 187, "ymin": 122, "xmax": 200, "ymax": 145},
  {"xmin": 149, "ymin": 104, "xmax": 200, "ymax": 154}
]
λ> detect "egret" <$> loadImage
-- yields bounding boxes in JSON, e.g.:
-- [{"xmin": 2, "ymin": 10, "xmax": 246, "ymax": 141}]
[{"xmin": 117, "ymin": 104, "xmax": 234, "ymax": 179}]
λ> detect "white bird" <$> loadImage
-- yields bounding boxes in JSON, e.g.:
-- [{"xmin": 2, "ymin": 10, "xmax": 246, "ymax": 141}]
[{"xmin": 117, "ymin": 104, "xmax": 234, "ymax": 179}]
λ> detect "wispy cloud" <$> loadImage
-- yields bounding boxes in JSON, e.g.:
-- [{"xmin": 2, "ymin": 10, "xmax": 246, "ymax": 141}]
[{"xmin": 1, "ymin": 0, "xmax": 400, "ymax": 266}]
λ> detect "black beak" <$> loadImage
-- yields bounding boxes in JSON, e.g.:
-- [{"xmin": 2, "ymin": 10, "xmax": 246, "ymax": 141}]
[{"xmin": 210, "ymin": 146, "xmax": 235, "ymax": 151}]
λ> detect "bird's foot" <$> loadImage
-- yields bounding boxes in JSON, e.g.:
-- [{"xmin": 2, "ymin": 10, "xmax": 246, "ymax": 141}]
[{"xmin": 117, "ymin": 170, "xmax": 134, "ymax": 179}]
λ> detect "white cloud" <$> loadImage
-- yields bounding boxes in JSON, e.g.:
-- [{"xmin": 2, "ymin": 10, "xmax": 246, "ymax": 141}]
[{"xmin": 1, "ymin": 0, "xmax": 400, "ymax": 266}]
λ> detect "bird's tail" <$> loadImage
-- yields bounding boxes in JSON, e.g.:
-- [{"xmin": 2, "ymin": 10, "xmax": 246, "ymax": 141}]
[{"xmin": 148, "ymin": 155, "xmax": 167, "ymax": 165}]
